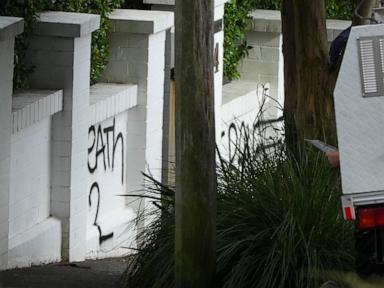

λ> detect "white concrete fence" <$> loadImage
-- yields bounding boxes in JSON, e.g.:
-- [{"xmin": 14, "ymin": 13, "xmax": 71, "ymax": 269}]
[
  {"xmin": 0, "ymin": 9, "xmax": 173, "ymax": 270},
  {"xmin": 219, "ymin": 10, "xmax": 351, "ymax": 157},
  {"xmin": 0, "ymin": 7, "xmax": 351, "ymax": 270}
]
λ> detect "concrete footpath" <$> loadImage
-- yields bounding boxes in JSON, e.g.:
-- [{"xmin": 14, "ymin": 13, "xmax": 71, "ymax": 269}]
[{"xmin": 0, "ymin": 257, "xmax": 128, "ymax": 288}]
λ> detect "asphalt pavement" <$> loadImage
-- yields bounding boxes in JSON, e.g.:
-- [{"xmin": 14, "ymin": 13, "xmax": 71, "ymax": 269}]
[{"xmin": 0, "ymin": 257, "xmax": 128, "ymax": 288}]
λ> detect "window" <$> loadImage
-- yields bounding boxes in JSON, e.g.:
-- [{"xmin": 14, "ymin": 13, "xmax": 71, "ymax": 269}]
[{"xmin": 358, "ymin": 36, "xmax": 384, "ymax": 97}]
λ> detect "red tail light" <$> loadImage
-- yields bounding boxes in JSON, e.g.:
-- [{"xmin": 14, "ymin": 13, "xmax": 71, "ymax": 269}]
[
  {"xmin": 357, "ymin": 206, "xmax": 384, "ymax": 229},
  {"xmin": 344, "ymin": 207, "xmax": 353, "ymax": 220}
]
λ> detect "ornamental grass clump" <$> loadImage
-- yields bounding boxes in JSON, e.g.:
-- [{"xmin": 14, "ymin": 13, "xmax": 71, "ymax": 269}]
[
  {"xmin": 122, "ymin": 123, "xmax": 354, "ymax": 288},
  {"xmin": 216, "ymin": 137, "xmax": 355, "ymax": 288}
]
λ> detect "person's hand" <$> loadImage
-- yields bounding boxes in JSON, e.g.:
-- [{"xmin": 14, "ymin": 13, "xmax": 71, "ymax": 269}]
[{"xmin": 325, "ymin": 150, "xmax": 340, "ymax": 167}]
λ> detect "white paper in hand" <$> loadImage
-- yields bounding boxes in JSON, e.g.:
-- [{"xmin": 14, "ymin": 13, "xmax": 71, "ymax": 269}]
[{"xmin": 304, "ymin": 139, "xmax": 337, "ymax": 153}]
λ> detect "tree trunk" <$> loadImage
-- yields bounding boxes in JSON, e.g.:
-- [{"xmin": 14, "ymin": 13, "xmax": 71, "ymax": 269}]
[
  {"xmin": 174, "ymin": 0, "xmax": 216, "ymax": 286},
  {"xmin": 353, "ymin": 0, "xmax": 376, "ymax": 25},
  {"xmin": 281, "ymin": 0, "xmax": 377, "ymax": 154},
  {"xmin": 281, "ymin": 0, "xmax": 337, "ymax": 153}
]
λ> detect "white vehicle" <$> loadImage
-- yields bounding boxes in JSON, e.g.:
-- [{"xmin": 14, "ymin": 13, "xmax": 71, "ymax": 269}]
[{"xmin": 334, "ymin": 7, "xmax": 384, "ymax": 275}]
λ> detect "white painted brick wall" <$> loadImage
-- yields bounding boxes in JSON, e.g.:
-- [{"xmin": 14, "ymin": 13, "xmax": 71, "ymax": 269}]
[
  {"xmin": 8, "ymin": 218, "xmax": 61, "ymax": 269},
  {"xmin": 10, "ymin": 117, "xmax": 51, "ymax": 238},
  {"xmin": 27, "ymin": 12, "xmax": 99, "ymax": 262},
  {"xmin": 1, "ymin": 10, "xmax": 176, "ymax": 268},
  {"xmin": 0, "ymin": 37, "xmax": 15, "ymax": 270},
  {"xmin": 215, "ymin": 30, "xmax": 224, "ymax": 142},
  {"xmin": 86, "ymin": 111, "xmax": 136, "ymax": 259},
  {"xmin": 102, "ymin": 10, "xmax": 173, "ymax": 220},
  {"xmin": 8, "ymin": 115, "xmax": 61, "ymax": 269},
  {"xmin": 238, "ymin": 10, "xmax": 350, "ymax": 113},
  {"xmin": 239, "ymin": 31, "xmax": 281, "ymax": 86},
  {"xmin": 220, "ymin": 81, "xmax": 273, "ymax": 160},
  {"xmin": 0, "ymin": 16, "xmax": 23, "ymax": 269},
  {"xmin": 143, "ymin": 30, "xmax": 165, "ymax": 200}
]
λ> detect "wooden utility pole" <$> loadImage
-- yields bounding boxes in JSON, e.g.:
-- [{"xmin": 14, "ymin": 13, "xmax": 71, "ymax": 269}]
[{"xmin": 174, "ymin": 0, "xmax": 216, "ymax": 286}]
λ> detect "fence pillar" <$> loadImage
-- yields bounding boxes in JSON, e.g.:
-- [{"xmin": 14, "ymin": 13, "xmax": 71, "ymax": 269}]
[
  {"xmin": 0, "ymin": 16, "xmax": 24, "ymax": 269},
  {"xmin": 213, "ymin": 0, "xmax": 227, "ymax": 141},
  {"xmin": 101, "ymin": 9, "xmax": 173, "ymax": 214},
  {"xmin": 26, "ymin": 11, "xmax": 100, "ymax": 262}
]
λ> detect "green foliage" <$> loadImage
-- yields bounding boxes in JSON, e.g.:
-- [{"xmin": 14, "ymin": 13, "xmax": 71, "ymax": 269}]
[
  {"xmin": 122, "ymin": 120, "xmax": 354, "ymax": 288},
  {"xmin": 1, "ymin": 0, "xmax": 45, "ymax": 89},
  {"xmin": 216, "ymin": 145, "xmax": 354, "ymax": 288},
  {"xmin": 223, "ymin": 0, "xmax": 254, "ymax": 81},
  {"xmin": 72, "ymin": 0, "xmax": 123, "ymax": 85},
  {"xmin": 325, "ymin": 0, "xmax": 354, "ymax": 20},
  {"xmin": 121, "ymin": 178, "xmax": 175, "ymax": 288},
  {"xmin": 2, "ymin": 0, "xmax": 124, "ymax": 90}
]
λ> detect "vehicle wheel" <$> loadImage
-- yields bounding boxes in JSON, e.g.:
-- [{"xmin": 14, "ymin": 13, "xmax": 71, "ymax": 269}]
[{"xmin": 355, "ymin": 228, "xmax": 384, "ymax": 277}]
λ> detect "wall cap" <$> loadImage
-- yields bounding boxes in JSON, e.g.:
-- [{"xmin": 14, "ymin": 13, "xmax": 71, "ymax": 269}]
[
  {"xmin": 32, "ymin": 11, "xmax": 100, "ymax": 38},
  {"xmin": 143, "ymin": 0, "xmax": 174, "ymax": 5},
  {"xmin": 109, "ymin": 9, "xmax": 174, "ymax": 34},
  {"xmin": 12, "ymin": 90, "xmax": 63, "ymax": 134},
  {"xmin": 250, "ymin": 9, "xmax": 351, "ymax": 36},
  {"xmin": 143, "ymin": 0, "xmax": 229, "ymax": 7},
  {"xmin": 0, "ymin": 17, "xmax": 24, "ymax": 41},
  {"xmin": 90, "ymin": 83, "xmax": 138, "ymax": 125},
  {"xmin": 223, "ymin": 79, "xmax": 266, "ymax": 105}
]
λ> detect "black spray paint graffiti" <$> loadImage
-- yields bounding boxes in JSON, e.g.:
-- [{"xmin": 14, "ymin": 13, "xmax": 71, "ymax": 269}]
[
  {"xmin": 221, "ymin": 121, "xmax": 251, "ymax": 164},
  {"xmin": 88, "ymin": 117, "xmax": 124, "ymax": 184},
  {"xmin": 220, "ymin": 117, "xmax": 283, "ymax": 163},
  {"xmin": 88, "ymin": 117, "xmax": 125, "ymax": 244},
  {"xmin": 88, "ymin": 182, "xmax": 114, "ymax": 244}
]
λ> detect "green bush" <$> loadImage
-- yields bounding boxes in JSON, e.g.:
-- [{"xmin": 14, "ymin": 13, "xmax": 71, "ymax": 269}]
[
  {"xmin": 325, "ymin": 0, "xmax": 354, "ymax": 20},
  {"xmin": 1, "ymin": 0, "xmax": 124, "ymax": 90},
  {"xmin": 216, "ymin": 146, "xmax": 354, "ymax": 287},
  {"xmin": 122, "ymin": 123, "xmax": 354, "ymax": 288}
]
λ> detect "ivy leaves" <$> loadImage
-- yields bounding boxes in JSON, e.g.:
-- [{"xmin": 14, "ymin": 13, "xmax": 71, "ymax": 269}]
[{"xmin": 223, "ymin": 0, "xmax": 254, "ymax": 81}]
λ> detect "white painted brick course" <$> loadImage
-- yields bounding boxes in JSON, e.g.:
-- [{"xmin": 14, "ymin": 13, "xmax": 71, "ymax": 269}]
[
  {"xmin": 8, "ymin": 107, "xmax": 56, "ymax": 268},
  {"xmin": 89, "ymin": 83, "xmax": 138, "ymax": 124},
  {"xmin": 12, "ymin": 90, "xmax": 63, "ymax": 134}
]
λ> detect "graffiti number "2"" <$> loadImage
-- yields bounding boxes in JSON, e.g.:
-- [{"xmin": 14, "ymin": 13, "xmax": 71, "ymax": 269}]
[{"xmin": 88, "ymin": 182, "xmax": 114, "ymax": 244}]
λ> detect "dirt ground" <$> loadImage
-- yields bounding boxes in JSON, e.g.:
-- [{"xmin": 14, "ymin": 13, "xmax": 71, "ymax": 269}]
[{"xmin": 0, "ymin": 257, "xmax": 129, "ymax": 288}]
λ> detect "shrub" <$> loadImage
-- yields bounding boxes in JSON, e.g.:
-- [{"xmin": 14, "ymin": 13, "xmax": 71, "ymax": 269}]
[
  {"xmin": 122, "ymin": 121, "xmax": 354, "ymax": 288},
  {"xmin": 216, "ymin": 143, "xmax": 354, "ymax": 287},
  {"xmin": 325, "ymin": 0, "xmax": 354, "ymax": 20}
]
